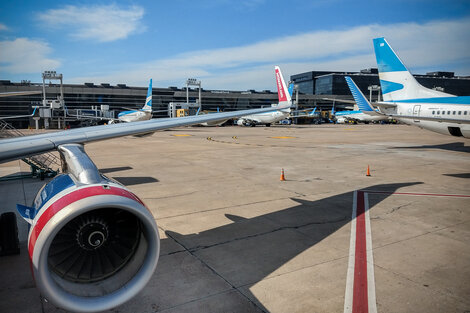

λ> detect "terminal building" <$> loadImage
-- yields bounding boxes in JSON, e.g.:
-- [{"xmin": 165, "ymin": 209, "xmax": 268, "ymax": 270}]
[{"xmin": 1, "ymin": 68, "xmax": 469, "ymax": 129}]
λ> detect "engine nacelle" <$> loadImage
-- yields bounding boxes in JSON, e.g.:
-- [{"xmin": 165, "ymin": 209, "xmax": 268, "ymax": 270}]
[{"xmin": 18, "ymin": 144, "xmax": 160, "ymax": 312}]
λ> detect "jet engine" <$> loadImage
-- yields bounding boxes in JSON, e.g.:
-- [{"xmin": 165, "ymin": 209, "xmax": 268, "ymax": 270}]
[{"xmin": 18, "ymin": 144, "xmax": 160, "ymax": 312}]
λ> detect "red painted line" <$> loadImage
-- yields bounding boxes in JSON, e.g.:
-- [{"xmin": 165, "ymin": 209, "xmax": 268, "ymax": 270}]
[
  {"xmin": 360, "ymin": 190, "xmax": 470, "ymax": 198},
  {"xmin": 28, "ymin": 185, "xmax": 144, "ymax": 258},
  {"xmin": 353, "ymin": 191, "xmax": 368, "ymax": 313}
]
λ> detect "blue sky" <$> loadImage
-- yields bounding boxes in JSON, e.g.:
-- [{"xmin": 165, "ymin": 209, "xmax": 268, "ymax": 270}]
[{"xmin": 1, "ymin": 0, "xmax": 469, "ymax": 90}]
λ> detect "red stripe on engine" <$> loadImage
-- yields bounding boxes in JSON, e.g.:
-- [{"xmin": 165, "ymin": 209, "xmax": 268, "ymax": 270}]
[
  {"xmin": 28, "ymin": 185, "xmax": 144, "ymax": 258},
  {"xmin": 352, "ymin": 191, "xmax": 369, "ymax": 313}
]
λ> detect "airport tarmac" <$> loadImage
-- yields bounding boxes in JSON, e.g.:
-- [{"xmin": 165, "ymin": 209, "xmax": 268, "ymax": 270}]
[{"xmin": 0, "ymin": 123, "xmax": 469, "ymax": 313}]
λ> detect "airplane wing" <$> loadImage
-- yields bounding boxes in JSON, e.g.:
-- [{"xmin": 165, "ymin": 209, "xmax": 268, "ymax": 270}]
[
  {"xmin": 322, "ymin": 97, "xmax": 356, "ymax": 104},
  {"xmin": 0, "ymin": 106, "xmax": 284, "ymax": 162}
]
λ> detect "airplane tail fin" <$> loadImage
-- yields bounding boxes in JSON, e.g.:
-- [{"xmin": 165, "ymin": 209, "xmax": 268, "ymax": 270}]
[
  {"xmin": 288, "ymin": 82, "xmax": 294, "ymax": 98},
  {"xmin": 373, "ymin": 38, "xmax": 452, "ymax": 101},
  {"xmin": 309, "ymin": 107, "xmax": 317, "ymax": 116},
  {"xmin": 142, "ymin": 79, "xmax": 152, "ymax": 112},
  {"xmin": 344, "ymin": 76, "xmax": 377, "ymax": 114},
  {"xmin": 275, "ymin": 66, "xmax": 292, "ymax": 107}
]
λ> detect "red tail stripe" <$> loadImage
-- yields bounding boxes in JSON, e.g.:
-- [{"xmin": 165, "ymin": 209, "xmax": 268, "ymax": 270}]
[
  {"xmin": 28, "ymin": 185, "xmax": 144, "ymax": 258},
  {"xmin": 353, "ymin": 191, "xmax": 369, "ymax": 313},
  {"xmin": 361, "ymin": 190, "xmax": 470, "ymax": 198}
]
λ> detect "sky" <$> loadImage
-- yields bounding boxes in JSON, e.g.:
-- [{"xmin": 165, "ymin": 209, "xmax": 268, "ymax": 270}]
[{"xmin": 1, "ymin": 0, "xmax": 470, "ymax": 91}]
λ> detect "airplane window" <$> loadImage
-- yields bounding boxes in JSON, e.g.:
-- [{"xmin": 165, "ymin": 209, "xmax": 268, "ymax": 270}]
[
  {"xmin": 432, "ymin": 111, "xmax": 435, "ymax": 114},
  {"xmin": 437, "ymin": 111, "xmax": 440, "ymax": 114},
  {"xmin": 442, "ymin": 111, "xmax": 445, "ymax": 115},
  {"xmin": 448, "ymin": 111, "xmax": 451, "ymax": 114},
  {"xmin": 453, "ymin": 111, "xmax": 456, "ymax": 115},
  {"xmin": 458, "ymin": 111, "xmax": 462, "ymax": 115},
  {"xmin": 465, "ymin": 111, "xmax": 468, "ymax": 115}
]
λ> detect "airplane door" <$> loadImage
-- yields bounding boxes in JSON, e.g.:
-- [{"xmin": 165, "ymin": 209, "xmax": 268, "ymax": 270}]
[{"xmin": 413, "ymin": 105, "xmax": 421, "ymax": 122}]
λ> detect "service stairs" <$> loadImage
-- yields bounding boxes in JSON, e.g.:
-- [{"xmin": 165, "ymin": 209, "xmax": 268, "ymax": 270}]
[{"xmin": 0, "ymin": 120, "xmax": 60, "ymax": 180}]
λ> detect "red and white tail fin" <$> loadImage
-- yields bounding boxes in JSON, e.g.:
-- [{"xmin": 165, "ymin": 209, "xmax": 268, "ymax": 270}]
[{"xmin": 275, "ymin": 66, "xmax": 291, "ymax": 105}]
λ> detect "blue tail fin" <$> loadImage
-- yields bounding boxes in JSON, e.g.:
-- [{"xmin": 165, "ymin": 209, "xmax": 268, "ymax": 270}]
[
  {"xmin": 372, "ymin": 38, "xmax": 452, "ymax": 101},
  {"xmin": 344, "ymin": 76, "xmax": 375, "ymax": 112},
  {"xmin": 142, "ymin": 79, "xmax": 152, "ymax": 112}
]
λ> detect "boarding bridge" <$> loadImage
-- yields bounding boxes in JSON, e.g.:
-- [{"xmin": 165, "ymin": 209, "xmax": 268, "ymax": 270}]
[{"xmin": 0, "ymin": 120, "xmax": 60, "ymax": 180}]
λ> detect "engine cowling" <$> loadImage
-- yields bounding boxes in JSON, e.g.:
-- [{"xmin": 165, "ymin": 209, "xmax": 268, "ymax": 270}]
[{"xmin": 18, "ymin": 144, "xmax": 160, "ymax": 312}]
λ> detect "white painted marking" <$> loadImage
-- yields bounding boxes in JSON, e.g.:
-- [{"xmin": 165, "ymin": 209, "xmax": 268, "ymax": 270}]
[{"xmin": 344, "ymin": 191, "xmax": 357, "ymax": 313}]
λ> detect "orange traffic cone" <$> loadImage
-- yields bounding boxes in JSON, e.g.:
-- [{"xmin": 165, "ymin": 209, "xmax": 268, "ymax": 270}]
[
  {"xmin": 280, "ymin": 168, "xmax": 286, "ymax": 181},
  {"xmin": 366, "ymin": 165, "xmax": 371, "ymax": 176}
]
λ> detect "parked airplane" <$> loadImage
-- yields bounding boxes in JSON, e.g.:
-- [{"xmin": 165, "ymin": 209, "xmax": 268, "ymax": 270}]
[
  {"xmin": 195, "ymin": 107, "xmax": 229, "ymax": 126},
  {"xmin": 364, "ymin": 37, "xmax": 470, "ymax": 138},
  {"xmin": 0, "ymin": 103, "xmax": 288, "ymax": 312},
  {"xmin": 334, "ymin": 105, "xmax": 387, "ymax": 124},
  {"xmin": 115, "ymin": 79, "xmax": 153, "ymax": 123},
  {"xmin": 237, "ymin": 66, "xmax": 292, "ymax": 126}
]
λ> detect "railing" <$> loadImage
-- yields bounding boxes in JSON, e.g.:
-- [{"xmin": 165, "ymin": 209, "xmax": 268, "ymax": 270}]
[{"xmin": 0, "ymin": 120, "xmax": 60, "ymax": 177}]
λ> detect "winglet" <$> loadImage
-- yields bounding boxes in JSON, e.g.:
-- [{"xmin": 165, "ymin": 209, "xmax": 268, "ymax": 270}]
[
  {"xmin": 17, "ymin": 204, "xmax": 34, "ymax": 224},
  {"xmin": 344, "ymin": 76, "xmax": 376, "ymax": 113},
  {"xmin": 142, "ymin": 79, "xmax": 152, "ymax": 112},
  {"xmin": 275, "ymin": 66, "xmax": 291, "ymax": 104}
]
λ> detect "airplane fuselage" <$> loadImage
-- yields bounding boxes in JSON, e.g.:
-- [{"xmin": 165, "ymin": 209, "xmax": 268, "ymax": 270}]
[
  {"xmin": 118, "ymin": 110, "xmax": 152, "ymax": 123},
  {"xmin": 237, "ymin": 109, "xmax": 289, "ymax": 126},
  {"xmin": 335, "ymin": 111, "xmax": 387, "ymax": 123},
  {"xmin": 383, "ymin": 97, "xmax": 470, "ymax": 138}
]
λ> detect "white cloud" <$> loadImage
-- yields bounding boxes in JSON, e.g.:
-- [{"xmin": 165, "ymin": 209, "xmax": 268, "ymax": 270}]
[
  {"xmin": 0, "ymin": 38, "xmax": 61, "ymax": 74},
  {"xmin": 68, "ymin": 17, "xmax": 470, "ymax": 90},
  {"xmin": 0, "ymin": 23, "xmax": 8, "ymax": 31},
  {"xmin": 37, "ymin": 4, "xmax": 145, "ymax": 42}
]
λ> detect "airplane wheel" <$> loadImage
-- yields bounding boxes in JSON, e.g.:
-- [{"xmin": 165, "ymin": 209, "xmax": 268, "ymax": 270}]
[
  {"xmin": 265, "ymin": 124, "xmax": 270, "ymax": 127},
  {"xmin": 0, "ymin": 212, "xmax": 20, "ymax": 256}
]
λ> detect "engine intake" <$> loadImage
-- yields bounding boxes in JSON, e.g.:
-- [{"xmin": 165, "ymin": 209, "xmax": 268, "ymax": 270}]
[{"xmin": 24, "ymin": 144, "xmax": 160, "ymax": 312}]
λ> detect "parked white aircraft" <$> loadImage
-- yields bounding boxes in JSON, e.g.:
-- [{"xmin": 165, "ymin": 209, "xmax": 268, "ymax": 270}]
[
  {"xmin": 115, "ymin": 79, "xmax": 153, "ymax": 123},
  {"xmin": 334, "ymin": 106, "xmax": 387, "ymax": 124},
  {"xmin": 358, "ymin": 37, "xmax": 470, "ymax": 138},
  {"xmin": 0, "ymin": 103, "xmax": 288, "ymax": 312},
  {"xmin": 237, "ymin": 66, "xmax": 292, "ymax": 126}
]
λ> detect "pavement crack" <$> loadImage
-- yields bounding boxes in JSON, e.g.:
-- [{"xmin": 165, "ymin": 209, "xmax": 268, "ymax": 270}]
[{"xmin": 187, "ymin": 216, "xmax": 350, "ymax": 253}]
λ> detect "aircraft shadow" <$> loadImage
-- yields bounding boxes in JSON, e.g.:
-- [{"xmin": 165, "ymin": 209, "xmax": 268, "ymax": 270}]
[
  {"xmin": 443, "ymin": 173, "xmax": 470, "ymax": 179},
  {"xmin": 391, "ymin": 142, "xmax": 470, "ymax": 153},
  {"xmin": 112, "ymin": 176, "xmax": 159, "ymax": 186},
  {"xmin": 163, "ymin": 182, "xmax": 422, "ymax": 312},
  {"xmin": 99, "ymin": 166, "xmax": 133, "ymax": 173}
]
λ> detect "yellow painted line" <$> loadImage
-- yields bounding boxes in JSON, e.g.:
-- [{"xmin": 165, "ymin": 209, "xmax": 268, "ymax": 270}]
[
  {"xmin": 172, "ymin": 134, "xmax": 192, "ymax": 137},
  {"xmin": 270, "ymin": 136, "xmax": 297, "ymax": 139}
]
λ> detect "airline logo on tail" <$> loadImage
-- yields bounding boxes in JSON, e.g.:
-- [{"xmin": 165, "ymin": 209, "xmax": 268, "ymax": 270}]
[
  {"xmin": 275, "ymin": 66, "xmax": 290, "ymax": 103},
  {"xmin": 373, "ymin": 37, "xmax": 452, "ymax": 101}
]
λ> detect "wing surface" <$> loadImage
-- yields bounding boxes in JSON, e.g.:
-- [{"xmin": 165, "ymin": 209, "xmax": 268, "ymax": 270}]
[{"xmin": 0, "ymin": 106, "xmax": 284, "ymax": 162}]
